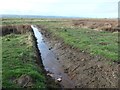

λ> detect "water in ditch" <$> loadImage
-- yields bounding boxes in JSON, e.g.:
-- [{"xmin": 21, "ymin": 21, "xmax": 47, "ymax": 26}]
[{"xmin": 31, "ymin": 25, "xmax": 75, "ymax": 88}]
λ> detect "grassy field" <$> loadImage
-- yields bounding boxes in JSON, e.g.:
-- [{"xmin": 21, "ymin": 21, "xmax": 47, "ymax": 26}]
[
  {"xmin": 1, "ymin": 18, "xmax": 119, "ymax": 89},
  {"xmin": 58, "ymin": 28, "xmax": 118, "ymax": 61},
  {"xmin": 35, "ymin": 21, "xmax": 118, "ymax": 62},
  {"xmin": 2, "ymin": 33, "xmax": 46, "ymax": 88},
  {"xmin": 2, "ymin": 18, "xmax": 119, "ymax": 62}
]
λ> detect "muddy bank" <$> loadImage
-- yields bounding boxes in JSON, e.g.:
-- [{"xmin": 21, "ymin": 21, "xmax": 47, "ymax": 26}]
[{"xmin": 37, "ymin": 25, "xmax": 119, "ymax": 88}]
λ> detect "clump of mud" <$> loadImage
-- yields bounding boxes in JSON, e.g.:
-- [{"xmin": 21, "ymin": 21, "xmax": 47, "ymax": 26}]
[{"xmin": 38, "ymin": 25, "xmax": 119, "ymax": 88}]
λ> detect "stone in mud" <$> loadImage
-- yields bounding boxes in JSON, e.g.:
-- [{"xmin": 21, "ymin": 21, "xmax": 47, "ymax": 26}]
[
  {"xmin": 49, "ymin": 47, "xmax": 53, "ymax": 50},
  {"xmin": 56, "ymin": 77, "xmax": 62, "ymax": 82},
  {"xmin": 82, "ymin": 50, "xmax": 85, "ymax": 53},
  {"xmin": 47, "ymin": 73, "xmax": 54, "ymax": 77},
  {"xmin": 57, "ymin": 57, "xmax": 59, "ymax": 60},
  {"xmin": 81, "ymin": 58, "xmax": 85, "ymax": 61}
]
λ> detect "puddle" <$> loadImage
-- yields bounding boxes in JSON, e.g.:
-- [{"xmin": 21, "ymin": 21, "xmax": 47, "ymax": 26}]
[{"xmin": 31, "ymin": 25, "xmax": 75, "ymax": 88}]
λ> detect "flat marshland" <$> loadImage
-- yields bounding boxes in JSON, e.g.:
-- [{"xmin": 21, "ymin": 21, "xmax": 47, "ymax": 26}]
[{"xmin": 1, "ymin": 18, "xmax": 119, "ymax": 88}]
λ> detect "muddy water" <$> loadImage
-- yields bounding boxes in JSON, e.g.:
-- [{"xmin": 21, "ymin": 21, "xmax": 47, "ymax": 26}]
[{"xmin": 31, "ymin": 25, "xmax": 75, "ymax": 88}]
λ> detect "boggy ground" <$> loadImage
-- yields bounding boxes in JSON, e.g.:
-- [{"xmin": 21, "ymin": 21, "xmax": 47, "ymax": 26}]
[{"xmin": 38, "ymin": 25, "xmax": 119, "ymax": 88}]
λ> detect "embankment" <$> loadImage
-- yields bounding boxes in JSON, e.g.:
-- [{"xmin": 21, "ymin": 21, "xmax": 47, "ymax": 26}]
[{"xmin": 38, "ymin": 25, "xmax": 119, "ymax": 88}]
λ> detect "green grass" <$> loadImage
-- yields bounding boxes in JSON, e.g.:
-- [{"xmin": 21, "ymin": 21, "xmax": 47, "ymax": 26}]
[
  {"xmin": 2, "ymin": 34, "xmax": 46, "ymax": 88},
  {"xmin": 57, "ymin": 28, "xmax": 118, "ymax": 61},
  {"xmin": 2, "ymin": 18, "xmax": 119, "ymax": 62},
  {"xmin": 36, "ymin": 21, "xmax": 118, "ymax": 62}
]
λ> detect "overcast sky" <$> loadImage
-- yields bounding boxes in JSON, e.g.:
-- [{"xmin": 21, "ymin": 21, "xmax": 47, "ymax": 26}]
[{"xmin": 0, "ymin": 0, "xmax": 119, "ymax": 18}]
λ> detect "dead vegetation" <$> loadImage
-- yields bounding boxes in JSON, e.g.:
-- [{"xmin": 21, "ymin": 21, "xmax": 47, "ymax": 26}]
[
  {"xmin": 72, "ymin": 19, "xmax": 119, "ymax": 32},
  {"xmin": 1, "ymin": 25, "xmax": 32, "ymax": 36}
]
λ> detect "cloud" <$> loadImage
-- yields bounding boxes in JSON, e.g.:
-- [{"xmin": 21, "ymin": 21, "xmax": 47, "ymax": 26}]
[{"xmin": 0, "ymin": 0, "xmax": 119, "ymax": 17}]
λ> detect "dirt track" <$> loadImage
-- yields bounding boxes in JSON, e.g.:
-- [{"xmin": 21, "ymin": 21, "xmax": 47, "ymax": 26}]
[{"xmin": 38, "ymin": 25, "xmax": 119, "ymax": 88}]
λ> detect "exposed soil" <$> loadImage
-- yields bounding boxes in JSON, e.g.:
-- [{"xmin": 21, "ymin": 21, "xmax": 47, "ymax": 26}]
[{"xmin": 38, "ymin": 25, "xmax": 119, "ymax": 88}]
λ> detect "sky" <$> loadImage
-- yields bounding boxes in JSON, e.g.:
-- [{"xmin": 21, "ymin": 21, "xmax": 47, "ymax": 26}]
[{"xmin": 0, "ymin": 0, "xmax": 119, "ymax": 18}]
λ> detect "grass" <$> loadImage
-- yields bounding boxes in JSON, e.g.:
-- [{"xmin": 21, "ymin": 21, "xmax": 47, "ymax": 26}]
[
  {"xmin": 57, "ymin": 28, "xmax": 118, "ymax": 61},
  {"xmin": 2, "ymin": 33, "xmax": 47, "ymax": 88},
  {"xmin": 1, "ymin": 18, "xmax": 119, "ymax": 62},
  {"xmin": 37, "ymin": 21, "xmax": 118, "ymax": 62}
]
